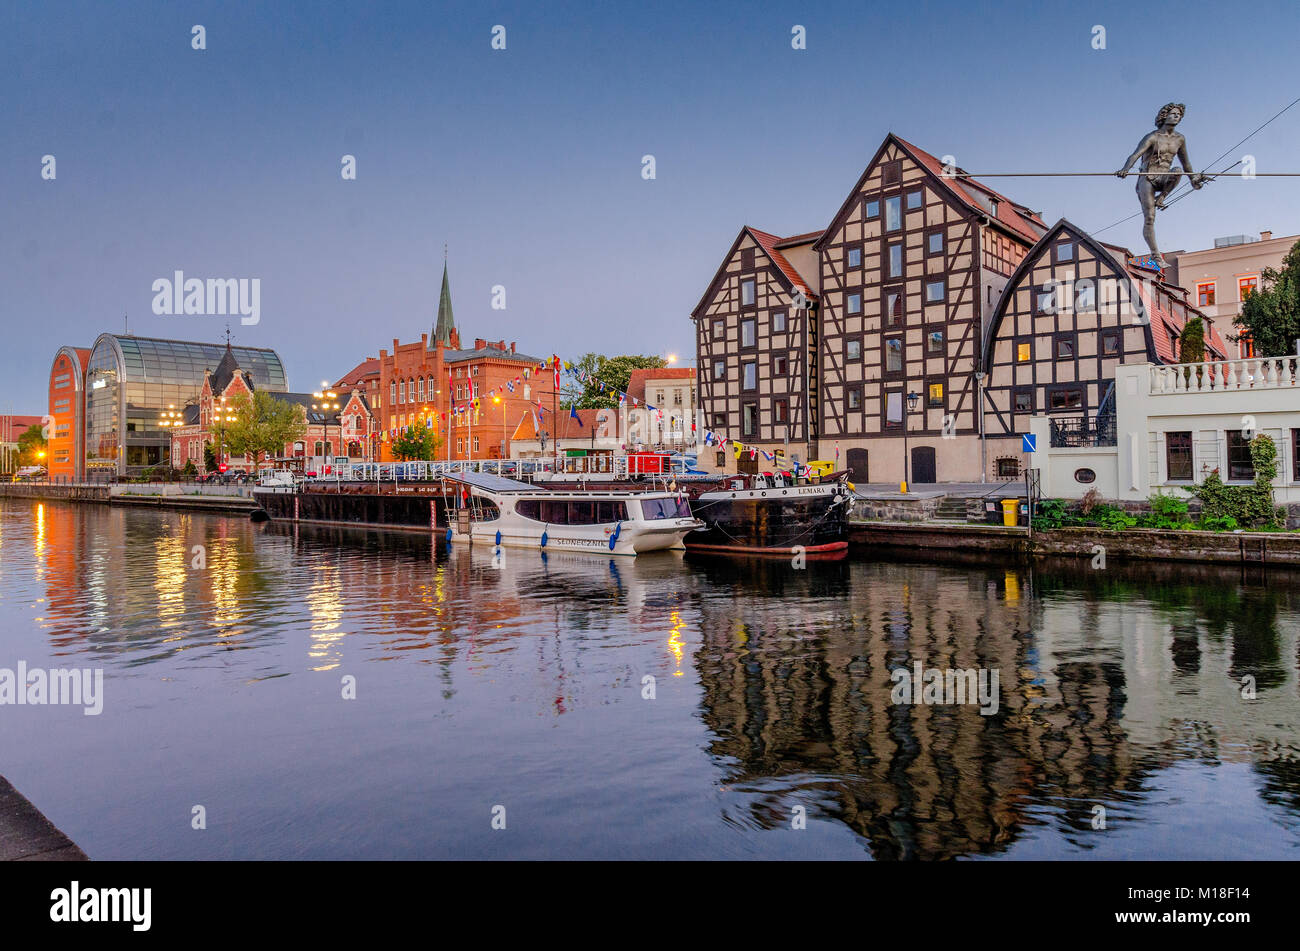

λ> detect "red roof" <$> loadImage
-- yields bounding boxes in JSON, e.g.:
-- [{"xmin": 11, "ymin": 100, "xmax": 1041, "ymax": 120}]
[
  {"xmin": 893, "ymin": 135, "xmax": 1047, "ymax": 244},
  {"xmin": 335, "ymin": 357, "xmax": 380, "ymax": 388},
  {"xmin": 1115, "ymin": 254, "xmax": 1228, "ymax": 363},
  {"xmin": 626, "ymin": 367, "xmax": 695, "ymax": 405},
  {"xmin": 748, "ymin": 227, "xmax": 818, "ymax": 300}
]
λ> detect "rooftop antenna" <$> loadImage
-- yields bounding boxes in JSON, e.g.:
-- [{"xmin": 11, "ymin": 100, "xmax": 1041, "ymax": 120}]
[
  {"xmin": 123, "ymin": 312, "xmax": 129, "ymax": 335},
  {"xmin": 225, "ymin": 322, "xmax": 233, "ymax": 349}
]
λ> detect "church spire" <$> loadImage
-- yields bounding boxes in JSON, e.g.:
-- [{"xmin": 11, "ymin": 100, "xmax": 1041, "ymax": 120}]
[{"xmin": 432, "ymin": 254, "xmax": 455, "ymax": 348}]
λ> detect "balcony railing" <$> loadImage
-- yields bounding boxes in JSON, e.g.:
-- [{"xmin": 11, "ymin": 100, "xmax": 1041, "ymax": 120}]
[
  {"xmin": 1150, "ymin": 356, "xmax": 1299, "ymax": 394},
  {"xmin": 1049, "ymin": 413, "xmax": 1117, "ymax": 448}
]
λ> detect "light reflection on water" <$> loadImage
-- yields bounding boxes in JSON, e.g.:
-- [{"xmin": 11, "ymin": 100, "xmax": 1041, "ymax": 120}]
[{"xmin": 0, "ymin": 499, "xmax": 1297, "ymax": 860}]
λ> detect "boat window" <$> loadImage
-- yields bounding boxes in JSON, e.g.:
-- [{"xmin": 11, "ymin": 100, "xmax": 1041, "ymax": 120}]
[
  {"xmin": 470, "ymin": 498, "xmax": 499, "ymax": 521},
  {"xmin": 515, "ymin": 499, "xmax": 543, "ymax": 521},
  {"xmin": 595, "ymin": 501, "xmax": 628, "ymax": 523},
  {"xmin": 641, "ymin": 497, "xmax": 692, "ymax": 520}
]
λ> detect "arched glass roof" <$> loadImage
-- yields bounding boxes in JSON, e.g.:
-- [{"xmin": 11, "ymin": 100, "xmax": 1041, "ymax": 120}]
[{"xmin": 89, "ymin": 334, "xmax": 288, "ymax": 389}]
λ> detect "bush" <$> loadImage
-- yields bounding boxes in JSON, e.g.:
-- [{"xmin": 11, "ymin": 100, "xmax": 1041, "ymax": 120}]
[
  {"xmin": 1138, "ymin": 491, "xmax": 1193, "ymax": 530},
  {"xmin": 1185, "ymin": 439, "xmax": 1280, "ymax": 529},
  {"xmin": 1096, "ymin": 506, "xmax": 1137, "ymax": 530},
  {"xmin": 1200, "ymin": 514, "xmax": 1238, "ymax": 532},
  {"xmin": 1032, "ymin": 498, "xmax": 1068, "ymax": 530}
]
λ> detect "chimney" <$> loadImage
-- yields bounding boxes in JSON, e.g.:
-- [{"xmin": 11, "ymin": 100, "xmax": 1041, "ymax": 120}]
[
  {"xmin": 510, "ymin": 341, "xmax": 516, "ymax": 353},
  {"xmin": 1261, "ymin": 230, "xmax": 1273, "ymax": 241},
  {"xmin": 475, "ymin": 338, "xmax": 487, "ymax": 350},
  {"xmin": 420, "ymin": 333, "xmax": 428, "ymax": 348}
]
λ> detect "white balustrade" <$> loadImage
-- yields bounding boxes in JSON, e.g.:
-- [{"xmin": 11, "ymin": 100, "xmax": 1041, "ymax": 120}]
[{"xmin": 1150, "ymin": 357, "xmax": 1298, "ymax": 395}]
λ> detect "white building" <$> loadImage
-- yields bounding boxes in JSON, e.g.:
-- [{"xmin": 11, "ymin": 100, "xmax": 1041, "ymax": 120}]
[{"xmin": 1029, "ymin": 356, "xmax": 1300, "ymax": 507}]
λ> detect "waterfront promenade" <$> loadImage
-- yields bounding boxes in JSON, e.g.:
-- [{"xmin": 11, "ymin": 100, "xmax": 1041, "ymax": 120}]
[{"xmin": 0, "ymin": 777, "xmax": 86, "ymax": 861}]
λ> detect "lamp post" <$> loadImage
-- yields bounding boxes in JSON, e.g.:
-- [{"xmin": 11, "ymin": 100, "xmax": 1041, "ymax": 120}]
[
  {"xmin": 492, "ymin": 395, "xmax": 506, "ymax": 473},
  {"xmin": 312, "ymin": 383, "xmax": 340, "ymax": 472},
  {"xmin": 213, "ymin": 397, "xmax": 237, "ymax": 474},
  {"xmin": 903, "ymin": 391, "xmax": 919, "ymax": 491},
  {"xmin": 157, "ymin": 404, "xmax": 184, "ymax": 475}
]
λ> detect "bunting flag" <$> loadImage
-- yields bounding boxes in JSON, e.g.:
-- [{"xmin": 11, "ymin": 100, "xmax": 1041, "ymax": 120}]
[
  {"xmin": 749, "ymin": 447, "xmax": 758, "ymax": 461},
  {"xmin": 506, "ymin": 381, "xmax": 515, "ymax": 393},
  {"xmin": 570, "ymin": 407, "xmax": 583, "ymax": 427},
  {"xmin": 553, "ymin": 355, "xmax": 561, "ymax": 390},
  {"xmin": 733, "ymin": 443, "xmax": 742, "ymax": 460}
]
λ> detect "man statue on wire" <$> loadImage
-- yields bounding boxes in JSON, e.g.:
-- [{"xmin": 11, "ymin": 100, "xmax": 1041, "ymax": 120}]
[{"xmin": 1116, "ymin": 102, "xmax": 1206, "ymax": 267}]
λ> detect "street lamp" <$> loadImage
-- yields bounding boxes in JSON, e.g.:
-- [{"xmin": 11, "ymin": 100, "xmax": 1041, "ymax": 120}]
[
  {"xmin": 312, "ymin": 384, "xmax": 340, "ymax": 469},
  {"xmin": 903, "ymin": 391, "xmax": 919, "ymax": 491},
  {"xmin": 213, "ymin": 397, "xmax": 237, "ymax": 473},
  {"xmin": 492, "ymin": 395, "xmax": 506, "ymax": 472}
]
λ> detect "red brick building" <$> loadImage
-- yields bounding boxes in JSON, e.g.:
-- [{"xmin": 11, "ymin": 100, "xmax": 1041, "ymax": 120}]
[
  {"xmin": 356, "ymin": 262, "xmax": 559, "ymax": 461},
  {"xmin": 47, "ymin": 347, "xmax": 91, "ymax": 480}
]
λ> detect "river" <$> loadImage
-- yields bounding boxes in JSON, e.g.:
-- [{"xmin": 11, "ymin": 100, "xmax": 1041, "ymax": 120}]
[{"xmin": 1, "ymin": 498, "xmax": 1297, "ymax": 859}]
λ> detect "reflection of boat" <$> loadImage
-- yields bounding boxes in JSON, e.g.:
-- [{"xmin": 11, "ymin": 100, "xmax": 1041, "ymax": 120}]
[{"xmin": 443, "ymin": 472, "xmax": 703, "ymax": 557}]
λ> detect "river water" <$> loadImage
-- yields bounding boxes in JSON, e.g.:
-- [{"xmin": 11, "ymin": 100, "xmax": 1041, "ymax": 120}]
[{"xmin": 1, "ymin": 498, "xmax": 1297, "ymax": 859}]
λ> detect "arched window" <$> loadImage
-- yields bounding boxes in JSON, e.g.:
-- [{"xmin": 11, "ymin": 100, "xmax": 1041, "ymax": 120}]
[
  {"xmin": 399, "ymin": 380, "xmax": 406, "ymax": 403},
  {"xmin": 314, "ymin": 441, "xmax": 324, "ymax": 456},
  {"xmin": 418, "ymin": 377, "xmax": 425, "ymax": 401}
]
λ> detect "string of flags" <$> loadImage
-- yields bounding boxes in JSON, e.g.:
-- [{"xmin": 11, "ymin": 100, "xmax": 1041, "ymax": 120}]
[
  {"xmin": 386, "ymin": 355, "xmax": 562, "ymax": 440},
  {"xmin": 699, "ymin": 428, "xmax": 817, "ymax": 478}
]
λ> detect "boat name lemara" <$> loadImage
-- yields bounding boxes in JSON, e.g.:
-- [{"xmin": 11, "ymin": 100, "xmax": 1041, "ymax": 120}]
[{"xmin": 50, "ymin": 882, "xmax": 151, "ymax": 932}]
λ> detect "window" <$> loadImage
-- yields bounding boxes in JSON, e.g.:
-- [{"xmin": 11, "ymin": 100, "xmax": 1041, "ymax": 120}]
[
  {"xmin": 996, "ymin": 457, "xmax": 1020, "ymax": 478},
  {"xmin": 885, "ymin": 290, "xmax": 903, "ymax": 327},
  {"xmin": 1226, "ymin": 432, "xmax": 1254, "ymax": 481},
  {"xmin": 864, "ymin": 198, "xmax": 880, "ymax": 220},
  {"xmin": 1239, "ymin": 276, "xmax": 1258, "ymax": 300},
  {"xmin": 885, "ymin": 391, "xmax": 903, "ymax": 427},
  {"xmin": 1035, "ymin": 285, "xmax": 1056, "ymax": 314},
  {"xmin": 1166, "ymin": 431, "xmax": 1193, "ymax": 481},
  {"xmin": 473, "ymin": 436, "xmax": 480, "ymax": 453},
  {"xmin": 927, "ymin": 231, "xmax": 944, "ymax": 256},
  {"xmin": 772, "ymin": 311, "xmax": 786, "ymax": 332},
  {"xmin": 418, "ymin": 378, "xmax": 425, "ymax": 400},
  {"xmin": 773, "ymin": 353, "xmax": 788, "ymax": 375},
  {"xmin": 716, "ymin": 451, "xmax": 725, "ymax": 467},
  {"xmin": 399, "ymin": 380, "xmax": 406, "ymax": 403},
  {"xmin": 926, "ymin": 280, "xmax": 945, "ymax": 303},
  {"xmin": 881, "ymin": 160, "xmax": 901, "ymax": 186},
  {"xmin": 1074, "ymin": 468, "xmax": 1096, "ymax": 484},
  {"xmin": 1075, "ymin": 279, "xmax": 1096, "ymax": 312},
  {"xmin": 927, "ymin": 330, "xmax": 944, "ymax": 354},
  {"xmin": 712, "ymin": 318, "xmax": 724, "ymax": 339},
  {"xmin": 712, "ymin": 413, "xmax": 725, "ymax": 428},
  {"xmin": 1014, "ymin": 388, "xmax": 1034, "ymax": 413},
  {"xmin": 641, "ymin": 497, "xmax": 692, "ymax": 520},
  {"xmin": 888, "ymin": 243, "xmax": 903, "ymax": 278},
  {"xmin": 1196, "ymin": 282, "xmax": 1216, "ymax": 307},
  {"xmin": 847, "ymin": 293, "xmax": 861, "ymax": 314},
  {"xmin": 886, "ymin": 337, "xmax": 903, "ymax": 372},
  {"xmin": 1049, "ymin": 387, "xmax": 1083, "ymax": 410},
  {"xmin": 1101, "ymin": 330, "xmax": 1121, "ymax": 356},
  {"xmin": 656, "ymin": 390, "xmax": 665, "ymax": 406},
  {"xmin": 847, "ymin": 248, "xmax": 861, "ymax": 268},
  {"xmin": 1055, "ymin": 334, "xmax": 1075, "ymax": 359},
  {"xmin": 741, "ymin": 318, "xmax": 756, "ymax": 348},
  {"xmin": 774, "ymin": 399, "xmax": 788, "ymax": 423},
  {"xmin": 741, "ymin": 280, "xmax": 755, "ymax": 307},
  {"xmin": 742, "ymin": 362, "xmax": 757, "ymax": 390},
  {"xmin": 1016, "ymin": 341, "xmax": 1032, "ymax": 362},
  {"xmin": 928, "ymin": 382, "xmax": 944, "ymax": 407},
  {"xmin": 885, "ymin": 195, "xmax": 902, "ymax": 232},
  {"xmin": 742, "ymin": 403, "xmax": 758, "ymax": 436},
  {"xmin": 906, "ymin": 189, "xmax": 923, "ymax": 210},
  {"xmin": 847, "ymin": 386, "xmax": 862, "ymax": 410},
  {"xmin": 846, "ymin": 337, "xmax": 862, "ymax": 362},
  {"xmin": 390, "ymin": 381, "xmax": 397, "ymax": 404},
  {"xmin": 713, "ymin": 359, "xmax": 726, "ymax": 380},
  {"xmin": 1053, "ymin": 240, "xmax": 1074, "ymax": 263}
]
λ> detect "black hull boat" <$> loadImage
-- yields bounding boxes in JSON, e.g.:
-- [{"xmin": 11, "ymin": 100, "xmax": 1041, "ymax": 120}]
[{"xmin": 683, "ymin": 476, "xmax": 852, "ymax": 556}]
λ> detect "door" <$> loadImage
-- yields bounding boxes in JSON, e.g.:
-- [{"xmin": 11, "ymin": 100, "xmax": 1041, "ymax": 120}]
[
  {"xmin": 846, "ymin": 448, "xmax": 869, "ymax": 485},
  {"xmin": 911, "ymin": 446, "xmax": 936, "ymax": 484}
]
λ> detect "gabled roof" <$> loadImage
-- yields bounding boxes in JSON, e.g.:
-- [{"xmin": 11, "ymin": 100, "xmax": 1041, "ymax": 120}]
[
  {"xmin": 443, "ymin": 346, "xmax": 549, "ymax": 365},
  {"xmin": 209, "ymin": 344, "xmax": 251, "ymax": 396},
  {"xmin": 815, "ymin": 133, "xmax": 1047, "ymax": 251},
  {"xmin": 690, "ymin": 225, "xmax": 821, "ymax": 320},
  {"xmin": 278, "ymin": 392, "xmax": 343, "ymax": 425},
  {"xmin": 627, "ymin": 367, "xmax": 695, "ymax": 405},
  {"xmin": 335, "ymin": 357, "xmax": 380, "ymax": 388},
  {"xmin": 982, "ymin": 219, "xmax": 1227, "ymax": 372},
  {"xmin": 432, "ymin": 261, "xmax": 456, "ymax": 348}
]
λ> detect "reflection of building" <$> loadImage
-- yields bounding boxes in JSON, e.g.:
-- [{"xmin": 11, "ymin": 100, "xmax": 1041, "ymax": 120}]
[
  {"xmin": 1166, "ymin": 230, "xmax": 1299, "ymax": 358},
  {"xmin": 169, "ymin": 342, "xmax": 375, "ymax": 473},
  {"xmin": 55, "ymin": 333, "xmax": 288, "ymax": 478}
]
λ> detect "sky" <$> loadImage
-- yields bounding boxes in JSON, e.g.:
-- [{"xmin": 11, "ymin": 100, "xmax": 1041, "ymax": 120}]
[{"xmin": 3, "ymin": 0, "xmax": 1299, "ymax": 410}]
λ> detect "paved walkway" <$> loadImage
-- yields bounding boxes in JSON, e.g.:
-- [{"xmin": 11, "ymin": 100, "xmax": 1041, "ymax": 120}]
[
  {"xmin": 852, "ymin": 481, "xmax": 1025, "ymax": 499},
  {"xmin": 0, "ymin": 776, "xmax": 86, "ymax": 861}
]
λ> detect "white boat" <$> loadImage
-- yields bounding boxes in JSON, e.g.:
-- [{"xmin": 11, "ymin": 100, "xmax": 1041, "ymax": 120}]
[{"xmin": 442, "ymin": 472, "xmax": 704, "ymax": 556}]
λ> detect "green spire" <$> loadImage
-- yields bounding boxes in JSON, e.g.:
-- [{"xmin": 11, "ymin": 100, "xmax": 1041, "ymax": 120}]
[{"xmin": 433, "ymin": 258, "xmax": 455, "ymax": 347}]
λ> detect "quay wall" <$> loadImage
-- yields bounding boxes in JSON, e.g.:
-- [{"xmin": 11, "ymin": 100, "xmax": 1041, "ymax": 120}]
[{"xmin": 0, "ymin": 483, "xmax": 255, "ymax": 514}]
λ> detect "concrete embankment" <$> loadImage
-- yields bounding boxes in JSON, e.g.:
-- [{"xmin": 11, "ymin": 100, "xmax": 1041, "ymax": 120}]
[
  {"xmin": 0, "ymin": 776, "xmax": 87, "ymax": 861},
  {"xmin": 849, "ymin": 520, "xmax": 1300, "ymax": 568},
  {"xmin": 0, "ymin": 483, "xmax": 256, "ymax": 515}
]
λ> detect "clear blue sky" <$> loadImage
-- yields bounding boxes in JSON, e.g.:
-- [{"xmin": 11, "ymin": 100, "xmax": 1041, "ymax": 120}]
[{"xmin": 3, "ymin": 0, "xmax": 1298, "ymax": 410}]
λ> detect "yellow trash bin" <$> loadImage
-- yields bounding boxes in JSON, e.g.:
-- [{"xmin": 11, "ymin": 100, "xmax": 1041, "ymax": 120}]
[{"xmin": 1001, "ymin": 498, "xmax": 1019, "ymax": 527}]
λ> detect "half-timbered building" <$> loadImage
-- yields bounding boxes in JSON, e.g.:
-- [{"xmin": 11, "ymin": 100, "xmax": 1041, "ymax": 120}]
[
  {"xmin": 811, "ymin": 135, "xmax": 1047, "ymax": 484},
  {"xmin": 981, "ymin": 219, "xmax": 1228, "ymax": 478},
  {"xmin": 691, "ymin": 226, "xmax": 821, "ymax": 473}
]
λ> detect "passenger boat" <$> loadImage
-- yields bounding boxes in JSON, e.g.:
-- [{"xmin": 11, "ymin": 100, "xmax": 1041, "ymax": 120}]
[
  {"xmin": 684, "ymin": 471, "xmax": 852, "ymax": 555},
  {"xmin": 443, "ymin": 472, "xmax": 703, "ymax": 556}
]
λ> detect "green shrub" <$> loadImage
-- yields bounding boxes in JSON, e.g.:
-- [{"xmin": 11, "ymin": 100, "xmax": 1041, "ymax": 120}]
[
  {"xmin": 1200, "ymin": 514, "xmax": 1238, "ymax": 532},
  {"xmin": 1096, "ymin": 507, "xmax": 1137, "ymax": 530},
  {"xmin": 1139, "ymin": 491, "xmax": 1194, "ymax": 529},
  {"xmin": 1185, "ymin": 439, "xmax": 1280, "ymax": 529},
  {"xmin": 1033, "ymin": 498, "xmax": 1068, "ymax": 529}
]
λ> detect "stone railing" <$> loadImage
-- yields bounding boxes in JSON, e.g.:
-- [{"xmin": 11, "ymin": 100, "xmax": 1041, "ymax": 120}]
[{"xmin": 1150, "ymin": 356, "xmax": 1298, "ymax": 394}]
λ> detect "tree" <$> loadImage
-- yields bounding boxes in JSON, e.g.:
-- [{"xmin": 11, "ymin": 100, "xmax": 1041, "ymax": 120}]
[
  {"xmin": 16, "ymin": 424, "xmax": 47, "ymax": 467},
  {"xmin": 1234, "ymin": 239, "xmax": 1300, "ymax": 357},
  {"xmin": 203, "ymin": 440, "xmax": 217, "ymax": 472},
  {"xmin": 223, "ymin": 391, "xmax": 308, "ymax": 466},
  {"xmin": 1178, "ymin": 315, "xmax": 1205, "ymax": 363},
  {"xmin": 390, "ymin": 424, "xmax": 443, "ymax": 460},
  {"xmin": 564, "ymin": 353, "xmax": 667, "ymax": 409}
]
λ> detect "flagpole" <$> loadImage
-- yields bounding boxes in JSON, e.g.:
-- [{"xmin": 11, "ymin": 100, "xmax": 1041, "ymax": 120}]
[{"xmin": 552, "ymin": 357, "xmax": 559, "ymax": 472}]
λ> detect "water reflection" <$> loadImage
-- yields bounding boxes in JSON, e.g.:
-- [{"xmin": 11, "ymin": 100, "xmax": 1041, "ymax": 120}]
[{"xmin": 2, "ymin": 499, "xmax": 1298, "ymax": 859}]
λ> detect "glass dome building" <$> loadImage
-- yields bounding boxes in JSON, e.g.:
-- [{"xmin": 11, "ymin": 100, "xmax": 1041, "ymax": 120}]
[{"xmin": 83, "ymin": 334, "xmax": 288, "ymax": 475}]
